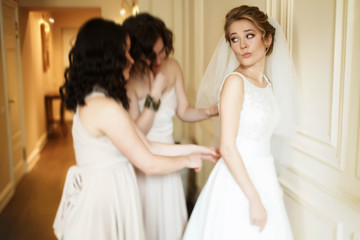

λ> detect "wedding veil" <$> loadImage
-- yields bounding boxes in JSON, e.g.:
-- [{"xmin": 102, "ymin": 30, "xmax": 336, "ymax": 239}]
[{"xmin": 196, "ymin": 17, "xmax": 300, "ymax": 169}]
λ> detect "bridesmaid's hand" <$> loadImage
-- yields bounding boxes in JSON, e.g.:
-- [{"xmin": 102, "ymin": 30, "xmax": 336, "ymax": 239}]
[
  {"xmin": 207, "ymin": 103, "xmax": 219, "ymax": 117},
  {"xmin": 186, "ymin": 153, "xmax": 219, "ymax": 173},
  {"xmin": 197, "ymin": 146, "xmax": 221, "ymax": 160},
  {"xmin": 150, "ymin": 72, "xmax": 168, "ymax": 100},
  {"xmin": 249, "ymin": 198, "xmax": 267, "ymax": 232}
]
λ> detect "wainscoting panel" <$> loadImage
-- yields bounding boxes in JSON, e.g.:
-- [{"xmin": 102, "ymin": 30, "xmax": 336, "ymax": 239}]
[{"xmin": 142, "ymin": 0, "xmax": 360, "ymax": 238}]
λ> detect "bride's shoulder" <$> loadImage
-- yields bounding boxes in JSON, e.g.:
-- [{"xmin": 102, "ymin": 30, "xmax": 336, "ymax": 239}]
[
  {"xmin": 224, "ymin": 72, "xmax": 245, "ymax": 85},
  {"xmin": 220, "ymin": 72, "xmax": 245, "ymax": 95},
  {"xmin": 226, "ymin": 71, "xmax": 245, "ymax": 80}
]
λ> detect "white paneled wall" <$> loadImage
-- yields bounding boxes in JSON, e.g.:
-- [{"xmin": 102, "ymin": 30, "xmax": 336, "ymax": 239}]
[
  {"xmin": 141, "ymin": 0, "xmax": 360, "ymax": 239},
  {"xmin": 279, "ymin": 0, "xmax": 360, "ymax": 238}
]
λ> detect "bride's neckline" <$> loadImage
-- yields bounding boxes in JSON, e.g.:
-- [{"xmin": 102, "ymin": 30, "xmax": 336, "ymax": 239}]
[{"xmin": 232, "ymin": 72, "xmax": 269, "ymax": 89}]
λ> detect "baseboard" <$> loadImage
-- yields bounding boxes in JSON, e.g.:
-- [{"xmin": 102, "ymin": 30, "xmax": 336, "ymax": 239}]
[
  {"xmin": 26, "ymin": 148, "xmax": 40, "ymax": 173},
  {"xmin": 26, "ymin": 132, "xmax": 47, "ymax": 172},
  {"xmin": 0, "ymin": 182, "xmax": 14, "ymax": 214},
  {"xmin": 13, "ymin": 160, "xmax": 25, "ymax": 184}
]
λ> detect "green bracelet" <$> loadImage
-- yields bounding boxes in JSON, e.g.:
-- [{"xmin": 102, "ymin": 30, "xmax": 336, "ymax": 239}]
[{"xmin": 144, "ymin": 94, "xmax": 161, "ymax": 111}]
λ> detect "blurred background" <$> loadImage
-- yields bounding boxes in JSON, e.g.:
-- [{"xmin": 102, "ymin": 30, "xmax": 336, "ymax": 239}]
[{"xmin": 0, "ymin": 0, "xmax": 359, "ymax": 239}]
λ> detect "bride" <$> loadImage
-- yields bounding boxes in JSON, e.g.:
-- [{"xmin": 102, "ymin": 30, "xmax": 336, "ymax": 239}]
[{"xmin": 183, "ymin": 5, "xmax": 299, "ymax": 239}]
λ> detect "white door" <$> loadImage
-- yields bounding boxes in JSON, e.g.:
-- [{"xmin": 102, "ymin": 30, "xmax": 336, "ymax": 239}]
[
  {"xmin": 0, "ymin": 25, "xmax": 12, "ymax": 213},
  {"xmin": 1, "ymin": 0, "xmax": 25, "ymax": 184}
]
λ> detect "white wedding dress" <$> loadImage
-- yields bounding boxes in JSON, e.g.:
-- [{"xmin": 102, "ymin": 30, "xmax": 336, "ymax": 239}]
[
  {"xmin": 53, "ymin": 92, "xmax": 145, "ymax": 240},
  {"xmin": 137, "ymin": 86, "xmax": 187, "ymax": 240},
  {"xmin": 183, "ymin": 72, "xmax": 293, "ymax": 240}
]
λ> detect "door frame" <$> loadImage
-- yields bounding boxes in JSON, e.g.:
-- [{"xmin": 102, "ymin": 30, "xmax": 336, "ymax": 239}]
[{"xmin": 0, "ymin": 0, "xmax": 27, "ymax": 186}]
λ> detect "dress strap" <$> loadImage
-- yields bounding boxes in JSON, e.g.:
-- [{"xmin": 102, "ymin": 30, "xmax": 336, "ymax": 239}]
[
  {"xmin": 218, "ymin": 72, "xmax": 244, "ymax": 99},
  {"xmin": 86, "ymin": 91, "xmax": 106, "ymax": 99},
  {"xmin": 226, "ymin": 72, "xmax": 245, "ymax": 79},
  {"xmin": 264, "ymin": 75, "xmax": 272, "ymax": 87},
  {"xmin": 226, "ymin": 72, "xmax": 272, "ymax": 88}
]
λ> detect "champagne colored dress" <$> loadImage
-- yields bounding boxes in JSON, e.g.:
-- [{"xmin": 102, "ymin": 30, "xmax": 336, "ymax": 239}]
[
  {"xmin": 137, "ymin": 87, "xmax": 187, "ymax": 240},
  {"xmin": 53, "ymin": 92, "xmax": 145, "ymax": 240}
]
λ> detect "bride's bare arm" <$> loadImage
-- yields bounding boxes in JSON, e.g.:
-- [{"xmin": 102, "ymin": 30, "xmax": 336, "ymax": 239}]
[{"xmin": 219, "ymin": 74, "xmax": 267, "ymax": 231}]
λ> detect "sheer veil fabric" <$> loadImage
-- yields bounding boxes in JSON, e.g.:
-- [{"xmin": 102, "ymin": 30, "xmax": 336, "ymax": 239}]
[{"xmin": 196, "ymin": 17, "xmax": 300, "ymax": 170}]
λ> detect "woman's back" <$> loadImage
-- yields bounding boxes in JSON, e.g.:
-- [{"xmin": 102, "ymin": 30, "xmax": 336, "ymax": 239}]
[{"xmin": 53, "ymin": 92, "xmax": 145, "ymax": 240}]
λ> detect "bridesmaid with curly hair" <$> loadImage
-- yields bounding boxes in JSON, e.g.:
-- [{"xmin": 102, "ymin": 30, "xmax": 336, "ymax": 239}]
[{"xmin": 52, "ymin": 18, "xmax": 218, "ymax": 240}]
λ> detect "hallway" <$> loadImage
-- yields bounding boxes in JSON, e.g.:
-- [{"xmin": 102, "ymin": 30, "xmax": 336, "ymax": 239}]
[{"xmin": 0, "ymin": 129, "xmax": 75, "ymax": 240}]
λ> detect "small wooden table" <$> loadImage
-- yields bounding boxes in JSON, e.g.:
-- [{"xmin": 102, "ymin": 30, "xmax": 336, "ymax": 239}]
[{"xmin": 44, "ymin": 92, "xmax": 67, "ymax": 137}]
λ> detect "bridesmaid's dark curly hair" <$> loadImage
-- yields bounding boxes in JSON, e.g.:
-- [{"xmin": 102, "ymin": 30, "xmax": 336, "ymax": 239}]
[
  {"xmin": 60, "ymin": 18, "xmax": 129, "ymax": 111},
  {"xmin": 123, "ymin": 13, "xmax": 173, "ymax": 74}
]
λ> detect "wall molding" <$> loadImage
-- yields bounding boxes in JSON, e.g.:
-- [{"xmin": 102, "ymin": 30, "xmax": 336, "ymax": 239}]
[
  {"xmin": 193, "ymin": 0, "xmax": 204, "ymax": 84},
  {"xmin": 192, "ymin": 0, "xmax": 204, "ymax": 145},
  {"xmin": 293, "ymin": 0, "xmax": 348, "ymax": 171},
  {"xmin": 352, "ymin": 232, "xmax": 360, "ymax": 240},
  {"xmin": 284, "ymin": 0, "xmax": 294, "ymax": 52},
  {"xmin": 0, "ymin": 182, "xmax": 14, "ymax": 214},
  {"xmin": 354, "ymin": 0, "xmax": 360, "ymax": 179},
  {"xmin": 341, "ymin": 0, "xmax": 360, "ymax": 181},
  {"xmin": 357, "ymin": 106, "xmax": 360, "ymax": 179},
  {"xmin": 294, "ymin": 132, "xmax": 341, "ymax": 170},
  {"xmin": 13, "ymin": 159, "xmax": 25, "ymax": 184},
  {"xmin": 280, "ymin": 169, "xmax": 350, "ymax": 239},
  {"xmin": 281, "ymin": 167, "xmax": 360, "ymax": 214},
  {"xmin": 283, "ymin": 183, "xmax": 344, "ymax": 240},
  {"xmin": 0, "ymin": 0, "xmax": 15, "ymax": 190},
  {"xmin": 266, "ymin": 0, "xmax": 281, "ymax": 21}
]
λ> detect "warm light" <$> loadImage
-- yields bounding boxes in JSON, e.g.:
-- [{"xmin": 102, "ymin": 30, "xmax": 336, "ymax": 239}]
[
  {"xmin": 49, "ymin": 18, "xmax": 55, "ymax": 24},
  {"xmin": 132, "ymin": 5, "xmax": 139, "ymax": 15},
  {"xmin": 39, "ymin": 19, "xmax": 50, "ymax": 33},
  {"xmin": 120, "ymin": 8, "xmax": 126, "ymax": 15}
]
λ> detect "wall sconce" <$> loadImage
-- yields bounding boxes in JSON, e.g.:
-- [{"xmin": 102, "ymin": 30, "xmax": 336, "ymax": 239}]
[
  {"xmin": 120, "ymin": 0, "xmax": 138, "ymax": 16},
  {"xmin": 132, "ymin": 3, "xmax": 139, "ymax": 15},
  {"xmin": 39, "ymin": 19, "xmax": 50, "ymax": 33}
]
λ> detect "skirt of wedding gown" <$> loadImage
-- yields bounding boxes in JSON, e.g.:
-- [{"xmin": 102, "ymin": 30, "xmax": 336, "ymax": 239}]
[{"xmin": 183, "ymin": 158, "xmax": 293, "ymax": 240}]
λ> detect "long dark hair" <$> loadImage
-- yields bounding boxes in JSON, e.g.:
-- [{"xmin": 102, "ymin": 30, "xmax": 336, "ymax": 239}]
[
  {"xmin": 123, "ymin": 13, "xmax": 173, "ymax": 74},
  {"xmin": 60, "ymin": 18, "xmax": 129, "ymax": 111}
]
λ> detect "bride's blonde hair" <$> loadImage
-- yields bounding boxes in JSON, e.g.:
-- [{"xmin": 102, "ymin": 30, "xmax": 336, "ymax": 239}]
[{"xmin": 224, "ymin": 5, "xmax": 276, "ymax": 56}]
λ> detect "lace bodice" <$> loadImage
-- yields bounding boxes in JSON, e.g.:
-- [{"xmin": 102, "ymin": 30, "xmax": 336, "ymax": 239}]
[{"xmin": 219, "ymin": 72, "xmax": 280, "ymax": 159}]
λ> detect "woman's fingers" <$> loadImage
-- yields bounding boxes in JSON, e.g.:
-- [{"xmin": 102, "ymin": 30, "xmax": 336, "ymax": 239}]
[
  {"xmin": 201, "ymin": 154, "xmax": 218, "ymax": 163},
  {"xmin": 250, "ymin": 217, "xmax": 267, "ymax": 232},
  {"xmin": 203, "ymin": 146, "xmax": 221, "ymax": 158}
]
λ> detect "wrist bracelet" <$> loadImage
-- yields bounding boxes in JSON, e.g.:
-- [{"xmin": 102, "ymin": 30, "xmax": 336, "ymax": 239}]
[{"xmin": 144, "ymin": 94, "xmax": 161, "ymax": 111}]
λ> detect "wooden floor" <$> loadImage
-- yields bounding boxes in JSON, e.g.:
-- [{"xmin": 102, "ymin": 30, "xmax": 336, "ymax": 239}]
[
  {"xmin": 0, "ymin": 123, "xmax": 198, "ymax": 240},
  {"xmin": 0, "ymin": 128, "xmax": 75, "ymax": 240}
]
